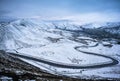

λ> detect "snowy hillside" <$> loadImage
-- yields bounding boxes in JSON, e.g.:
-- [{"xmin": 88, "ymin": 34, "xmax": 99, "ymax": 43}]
[
  {"xmin": 82, "ymin": 22, "xmax": 120, "ymax": 28},
  {"xmin": 0, "ymin": 19, "xmax": 120, "ymax": 80}
]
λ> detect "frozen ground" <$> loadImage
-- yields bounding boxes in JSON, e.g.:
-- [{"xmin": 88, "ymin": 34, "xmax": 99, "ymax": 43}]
[
  {"xmin": 15, "ymin": 40, "xmax": 120, "ymax": 80},
  {"xmin": 0, "ymin": 19, "xmax": 120, "ymax": 80}
]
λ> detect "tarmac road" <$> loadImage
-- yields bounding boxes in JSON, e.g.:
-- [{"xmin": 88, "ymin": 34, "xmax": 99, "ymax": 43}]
[{"xmin": 7, "ymin": 42, "xmax": 119, "ymax": 69}]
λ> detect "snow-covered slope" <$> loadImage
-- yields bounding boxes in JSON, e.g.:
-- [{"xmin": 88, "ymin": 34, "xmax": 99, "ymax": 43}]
[
  {"xmin": 82, "ymin": 22, "xmax": 120, "ymax": 28},
  {"xmin": 102, "ymin": 26, "xmax": 120, "ymax": 35},
  {"xmin": 0, "ymin": 19, "xmax": 120, "ymax": 80},
  {"xmin": 0, "ymin": 19, "xmax": 62, "ymax": 50}
]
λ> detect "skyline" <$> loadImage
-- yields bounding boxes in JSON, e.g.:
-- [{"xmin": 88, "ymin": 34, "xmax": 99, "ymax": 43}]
[{"xmin": 0, "ymin": 0, "xmax": 120, "ymax": 22}]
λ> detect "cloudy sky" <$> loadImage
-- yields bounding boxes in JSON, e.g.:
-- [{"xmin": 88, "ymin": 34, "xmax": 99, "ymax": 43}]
[{"xmin": 0, "ymin": 0, "xmax": 120, "ymax": 22}]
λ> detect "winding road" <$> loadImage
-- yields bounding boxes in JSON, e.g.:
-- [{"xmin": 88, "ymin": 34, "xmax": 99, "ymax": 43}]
[{"xmin": 7, "ymin": 40, "xmax": 119, "ymax": 69}]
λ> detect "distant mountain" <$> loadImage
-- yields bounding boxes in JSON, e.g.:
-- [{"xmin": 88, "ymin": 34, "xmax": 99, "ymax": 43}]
[
  {"xmin": 82, "ymin": 22, "xmax": 120, "ymax": 28},
  {"xmin": 0, "ymin": 16, "xmax": 17, "ymax": 23},
  {"xmin": 102, "ymin": 25, "xmax": 120, "ymax": 35},
  {"xmin": 0, "ymin": 19, "xmax": 120, "ymax": 51}
]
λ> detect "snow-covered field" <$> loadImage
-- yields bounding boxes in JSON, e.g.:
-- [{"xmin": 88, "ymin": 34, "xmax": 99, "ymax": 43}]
[
  {"xmin": 17, "ymin": 40, "xmax": 120, "ymax": 79},
  {"xmin": 0, "ymin": 19, "xmax": 120, "ymax": 80}
]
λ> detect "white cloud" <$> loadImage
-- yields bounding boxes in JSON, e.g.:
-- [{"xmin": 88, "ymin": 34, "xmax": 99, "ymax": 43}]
[{"xmin": 29, "ymin": 12, "xmax": 120, "ymax": 25}]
